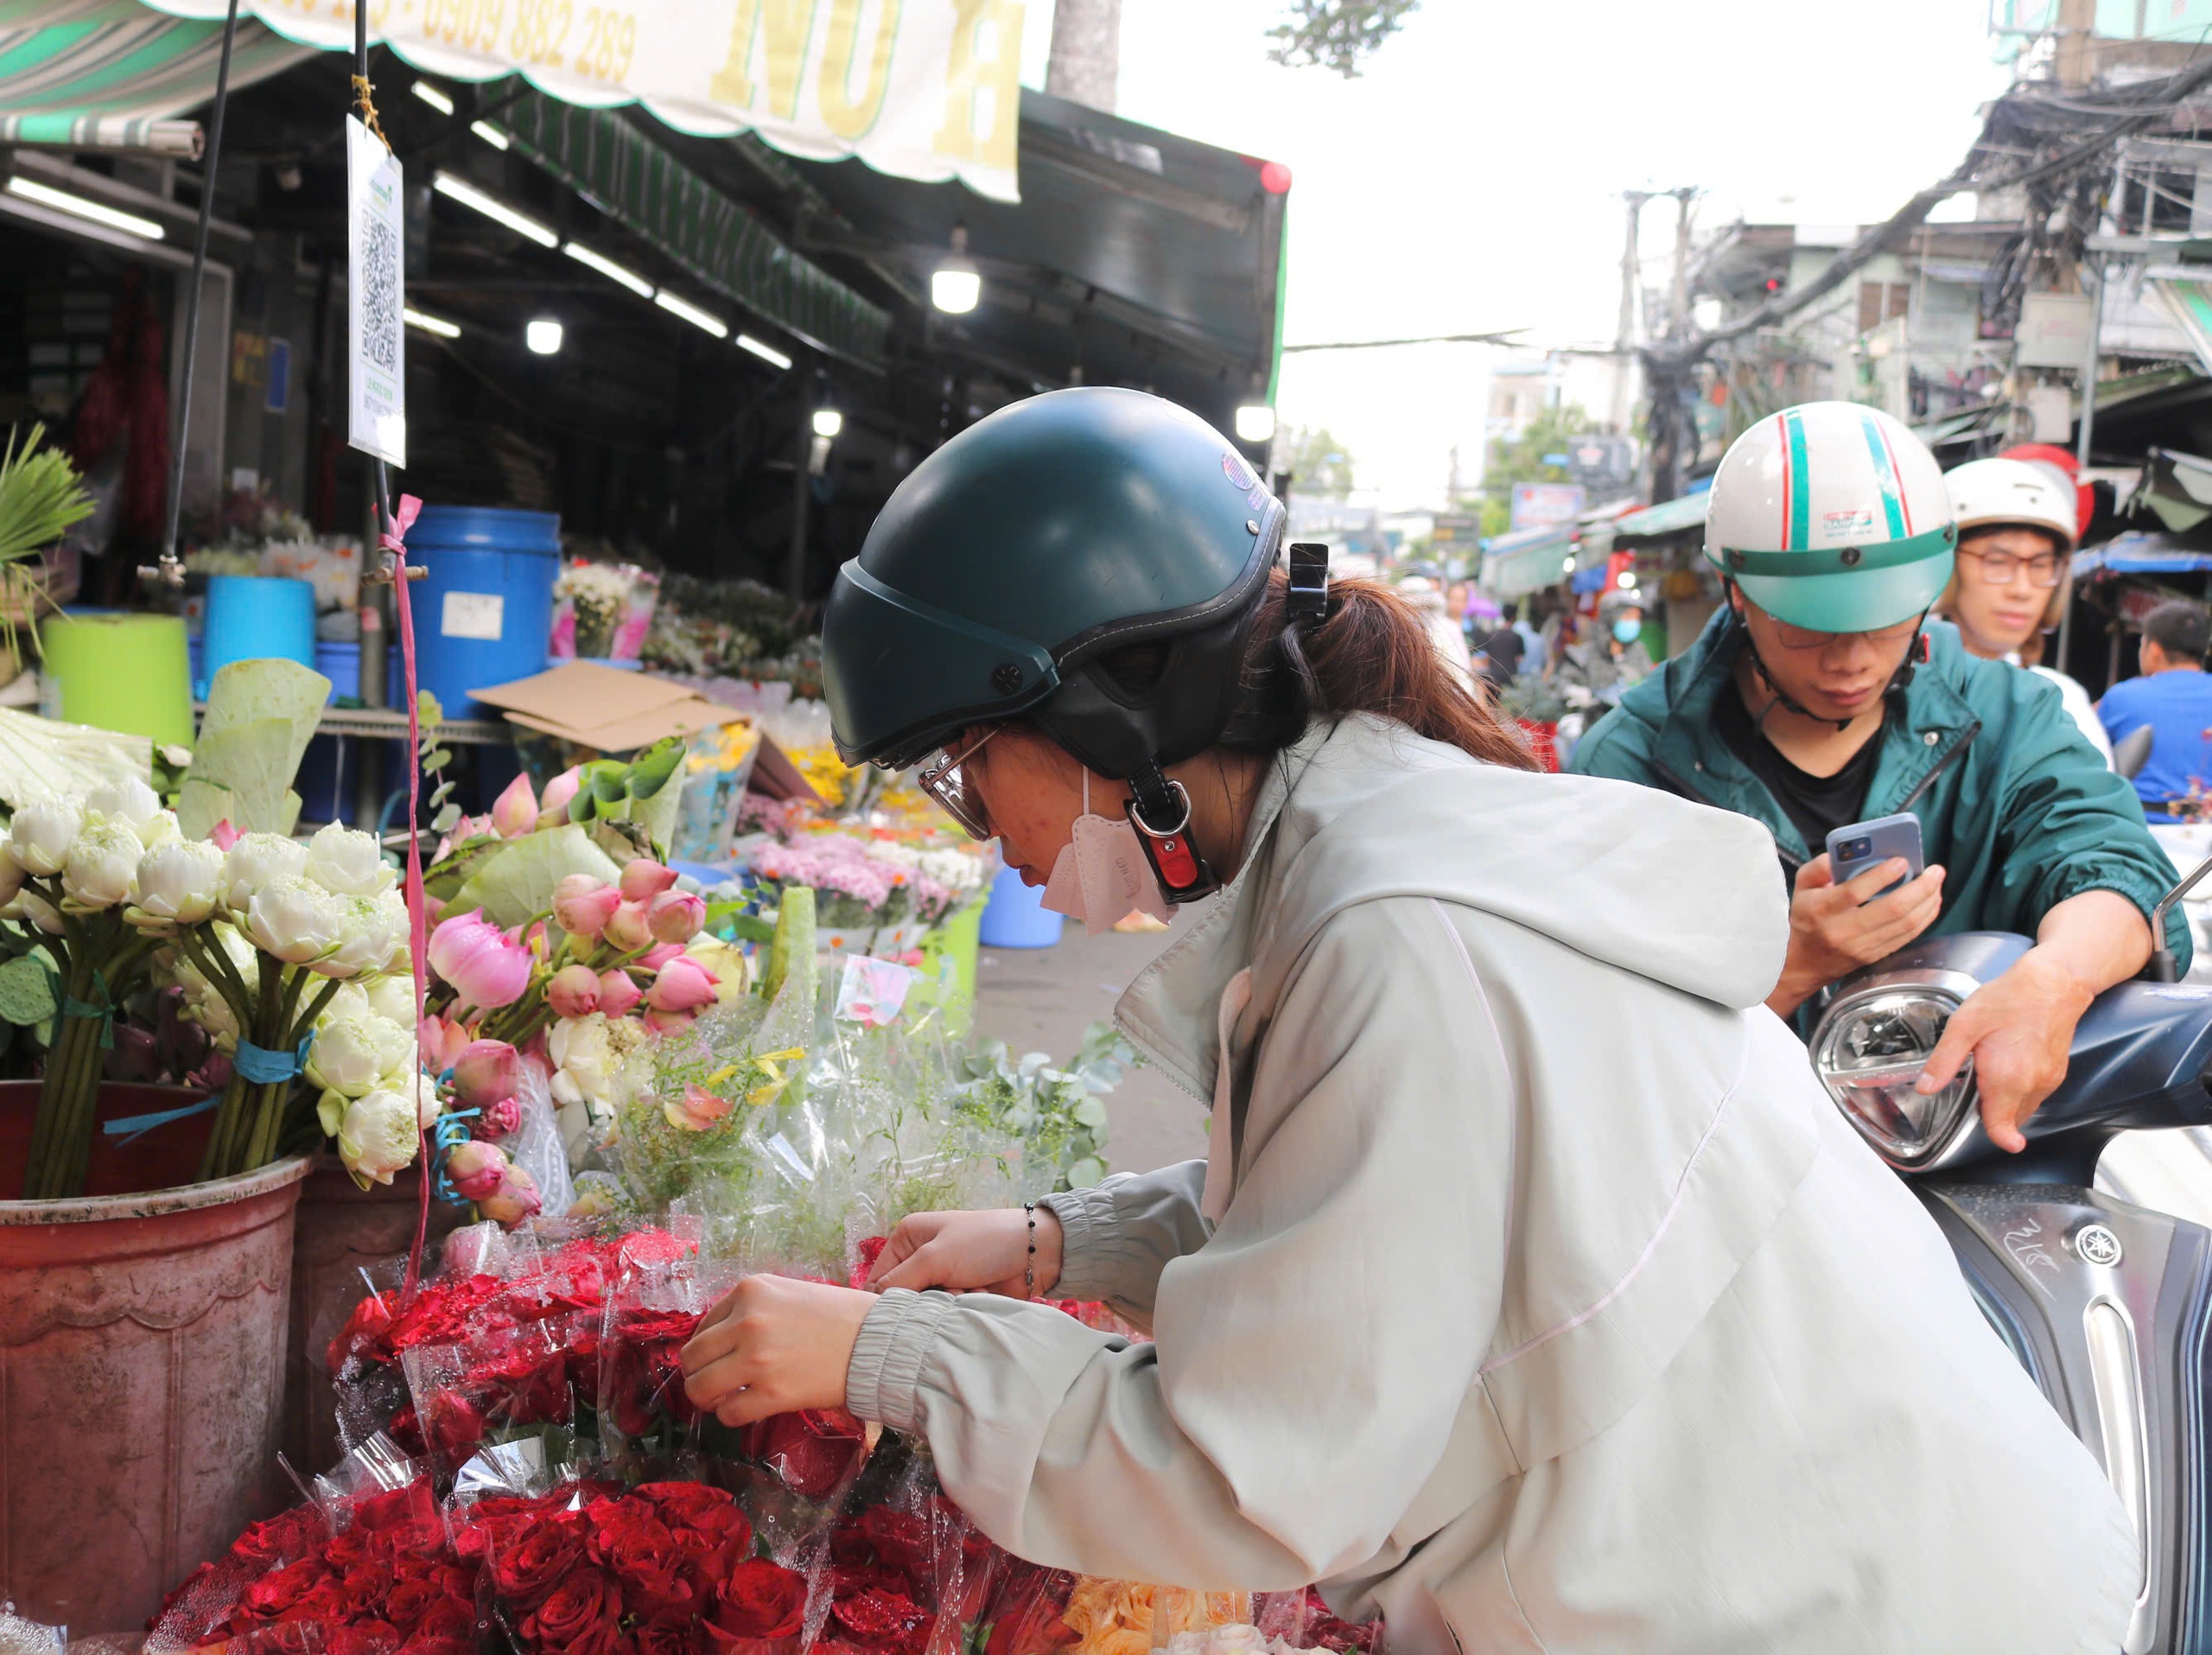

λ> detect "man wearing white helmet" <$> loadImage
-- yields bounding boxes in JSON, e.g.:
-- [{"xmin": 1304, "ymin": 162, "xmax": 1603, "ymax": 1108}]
[
  {"xmin": 1936, "ymin": 455, "xmax": 2109, "ymax": 762},
  {"xmin": 1573, "ymin": 402, "xmax": 2184, "ymax": 1149}
]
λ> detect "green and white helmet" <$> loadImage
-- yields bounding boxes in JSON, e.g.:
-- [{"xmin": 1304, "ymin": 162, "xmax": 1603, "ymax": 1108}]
[{"xmin": 1705, "ymin": 401, "xmax": 1956, "ymax": 633}]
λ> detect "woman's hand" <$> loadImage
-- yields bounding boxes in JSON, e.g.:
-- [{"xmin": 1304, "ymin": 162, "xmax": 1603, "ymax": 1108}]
[
  {"xmin": 680, "ymin": 1275, "xmax": 877, "ymax": 1429},
  {"xmin": 868, "ymin": 1206, "xmax": 1063, "ymax": 1299}
]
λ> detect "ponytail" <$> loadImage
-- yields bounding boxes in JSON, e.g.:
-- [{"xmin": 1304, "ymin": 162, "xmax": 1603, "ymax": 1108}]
[{"xmin": 1215, "ymin": 569, "xmax": 1537, "ymax": 769}]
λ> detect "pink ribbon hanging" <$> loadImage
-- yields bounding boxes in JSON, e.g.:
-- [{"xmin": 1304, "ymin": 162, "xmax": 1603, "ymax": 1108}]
[{"xmin": 383, "ymin": 493, "xmax": 437, "ymax": 1302}]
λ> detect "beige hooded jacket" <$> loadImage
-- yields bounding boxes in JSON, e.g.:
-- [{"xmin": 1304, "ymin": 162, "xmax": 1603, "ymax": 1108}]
[{"xmin": 845, "ymin": 713, "xmax": 2137, "ymax": 1653}]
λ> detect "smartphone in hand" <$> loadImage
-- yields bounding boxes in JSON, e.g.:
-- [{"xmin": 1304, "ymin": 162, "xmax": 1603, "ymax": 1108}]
[{"xmin": 1826, "ymin": 812, "xmax": 1925, "ymax": 901}]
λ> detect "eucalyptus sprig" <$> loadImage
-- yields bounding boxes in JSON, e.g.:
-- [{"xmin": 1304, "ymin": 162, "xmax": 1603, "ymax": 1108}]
[{"xmin": 416, "ymin": 690, "xmax": 461, "ymax": 836}]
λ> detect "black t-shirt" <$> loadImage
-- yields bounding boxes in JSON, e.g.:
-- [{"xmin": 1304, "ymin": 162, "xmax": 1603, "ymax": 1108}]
[
  {"xmin": 1713, "ymin": 686, "xmax": 1882, "ymax": 855},
  {"xmin": 1473, "ymin": 626, "xmax": 1522, "ymax": 683}
]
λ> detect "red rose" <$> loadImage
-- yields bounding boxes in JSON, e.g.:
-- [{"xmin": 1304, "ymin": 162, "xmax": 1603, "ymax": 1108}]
[
  {"xmin": 836, "ymin": 1506, "xmax": 932, "ymax": 1591},
  {"xmin": 326, "ymin": 1289, "xmax": 396, "ymax": 1373},
  {"xmin": 747, "ymin": 1407, "xmax": 867, "ymax": 1498},
  {"xmin": 710, "ymin": 1558, "xmax": 810, "ymax": 1641},
  {"xmin": 492, "ymin": 1508, "xmax": 587, "ymax": 1608},
  {"xmin": 237, "ymin": 1556, "xmax": 330, "ymax": 1619},
  {"xmin": 231, "ymin": 1506, "xmax": 325, "ymax": 1570},
  {"xmin": 416, "ymin": 1595, "xmax": 480, "ymax": 1640},
  {"xmin": 983, "ymin": 1563, "xmax": 1079, "ymax": 1655},
  {"xmin": 520, "ymin": 1566, "xmax": 625, "ymax": 1655},
  {"xmin": 421, "ymin": 1387, "xmax": 489, "ymax": 1460},
  {"xmin": 639, "ymin": 1480, "xmax": 753, "ymax": 1575},
  {"xmin": 637, "ymin": 1611, "xmax": 708, "ymax": 1655},
  {"xmin": 849, "ymin": 1235, "xmax": 888, "ymax": 1289},
  {"xmin": 588, "ymin": 1502, "xmax": 694, "ymax": 1614},
  {"xmin": 830, "ymin": 1585, "xmax": 933, "ymax": 1655}
]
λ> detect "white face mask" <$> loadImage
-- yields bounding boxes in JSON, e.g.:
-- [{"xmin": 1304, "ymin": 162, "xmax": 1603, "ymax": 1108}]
[{"xmin": 1040, "ymin": 772, "xmax": 1173, "ymax": 936}]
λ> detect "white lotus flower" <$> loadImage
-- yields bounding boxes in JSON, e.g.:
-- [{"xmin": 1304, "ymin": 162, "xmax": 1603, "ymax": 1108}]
[
  {"xmin": 13, "ymin": 889, "xmax": 63, "ymax": 935},
  {"xmin": 306, "ymin": 1010, "xmax": 412, "ymax": 1099},
  {"xmin": 310, "ymin": 891, "xmax": 408, "ymax": 981},
  {"xmin": 336, "ymin": 1087, "xmax": 419, "ymax": 1185},
  {"xmin": 245, "ymin": 874, "xmax": 342, "ymax": 964},
  {"xmin": 128, "ymin": 838, "xmax": 225, "ymax": 931},
  {"xmin": 302, "ymin": 822, "xmax": 395, "ymax": 897},
  {"xmin": 83, "ymin": 777, "xmax": 162, "ymax": 835},
  {"xmin": 0, "ymin": 851, "xmax": 25, "ymax": 908},
  {"xmin": 60, "ymin": 818, "xmax": 143, "ymax": 911},
  {"xmin": 364, "ymin": 972, "xmax": 416, "ymax": 1027},
  {"xmin": 10, "ymin": 798, "xmax": 82, "ymax": 877},
  {"xmin": 317, "ymin": 981, "xmax": 373, "ymax": 1025},
  {"xmin": 219, "ymin": 833, "xmax": 308, "ymax": 913}
]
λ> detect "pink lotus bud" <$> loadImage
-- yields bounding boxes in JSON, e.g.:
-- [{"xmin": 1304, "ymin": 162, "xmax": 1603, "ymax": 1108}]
[
  {"xmin": 539, "ymin": 766, "xmax": 583, "ymax": 818},
  {"xmin": 427, "ymin": 908, "xmax": 533, "ymax": 1009},
  {"xmin": 418, "ymin": 1013, "xmax": 471, "ymax": 1075},
  {"xmin": 474, "ymin": 1095, "xmax": 522, "ymax": 1137},
  {"xmin": 639, "ymin": 942, "xmax": 683, "ymax": 971},
  {"xmin": 551, "ymin": 874, "xmax": 621, "ymax": 940},
  {"xmin": 480, "ymin": 1162, "xmax": 542, "ymax": 1226},
  {"xmin": 643, "ymin": 1006, "xmax": 696, "ymax": 1036},
  {"xmin": 446, "ymin": 1139, "xmax": 509, "ymax": 1203},
  {"xmin": 619, "ymin": 858, "xmax": 679, "ymax": 903},
  {"xmin": 491, "ymin": 773, "xmax": 539, "ymax": 839},
  {"xmin": 644, "ymin": 954, "xmax": 718, "ymax": 1014},
  {"xmin": 604, "ymin": 900, "xmax": 653, "ymax": 953},
  {"xmin": 546, "ymin": 962, "xmax": 601, "ymax": 1020},
  {"xmin": 596, "ymin": 968, "xmax": 643, "ymax": 1017},
  {"xmin": 451, "ymin": 1038, "xmax": 519, "ymax": 1106},
  {"xmin": 209, "ymin": 819, "xmax": 241, "ymax": 851},
  {"xmin": 663, "ymin": 1083, "xmax": 733, "ymax": 1132},
  {"xmin": 646, "ymin": 888, "xmax": 706, "ymax": 945}
]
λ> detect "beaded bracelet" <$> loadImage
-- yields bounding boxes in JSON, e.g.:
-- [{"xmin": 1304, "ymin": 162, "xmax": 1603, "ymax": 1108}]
[{"xmin": 1024, "ymin": 1200, "xmax": 1038, "ymax": 1296}]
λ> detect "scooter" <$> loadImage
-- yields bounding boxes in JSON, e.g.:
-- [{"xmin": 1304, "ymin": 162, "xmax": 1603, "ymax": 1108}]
[{"xmin": 1809, "ymin": 848, "xmax": 2212, "ymax": 1655}]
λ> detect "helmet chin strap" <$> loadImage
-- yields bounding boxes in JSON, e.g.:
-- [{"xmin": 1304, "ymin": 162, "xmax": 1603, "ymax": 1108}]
[{"xmin": 1730, "ymin": 588, "xmax": 1931, "ymax": 736}]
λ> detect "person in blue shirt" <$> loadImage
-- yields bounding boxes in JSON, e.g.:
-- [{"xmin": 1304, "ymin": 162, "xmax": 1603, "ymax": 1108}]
[{"xmin": 2097, "ymin": 598, "xmax": 2212, "ymax": 821}]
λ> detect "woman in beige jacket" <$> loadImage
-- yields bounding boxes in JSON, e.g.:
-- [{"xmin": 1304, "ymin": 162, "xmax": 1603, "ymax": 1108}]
[{"xmin": 683, "ymin": 387, "xmax": 2134, "ymax": 1654}]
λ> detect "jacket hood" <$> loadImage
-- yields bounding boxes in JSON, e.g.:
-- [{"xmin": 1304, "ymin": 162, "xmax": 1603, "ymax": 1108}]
[{"xmin": 1117, "ymin": 714, "xmax": 1788, "ymax": 1099}]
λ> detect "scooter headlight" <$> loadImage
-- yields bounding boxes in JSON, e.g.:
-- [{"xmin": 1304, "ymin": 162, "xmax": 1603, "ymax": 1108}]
[{"xmin": 1810, "ymin": 981, "xmax": 1979, "ymax": 1168}]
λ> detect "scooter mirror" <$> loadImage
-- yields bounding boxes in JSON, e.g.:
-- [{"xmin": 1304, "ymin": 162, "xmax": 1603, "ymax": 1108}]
[
  {"xmin": 2149, "ymin": 842, "xmax": 2212, "ymax": 983},
  {"xmin": 2113, "ymin": 724, "xmax": 2155, "ymax": 780}
]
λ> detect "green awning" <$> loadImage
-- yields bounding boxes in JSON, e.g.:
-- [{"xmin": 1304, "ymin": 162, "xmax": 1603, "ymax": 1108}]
[
  {"xmin": 501, "ymin": 90, "xmax": 888, "ymax": 366},
  {"xmin": 1478, "ymin": 527, "xmax": 1577, "ymax": 598},
  {"xmin": 0, "ymin": 0, "xmax": 308, "ymax": 142},
  {"xmin": 1612, "ymin": 492, "xmax": 1710, "ymax": 539}
]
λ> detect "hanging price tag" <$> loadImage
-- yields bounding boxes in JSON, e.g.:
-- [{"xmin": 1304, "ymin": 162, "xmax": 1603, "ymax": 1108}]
[{"xmin": 345, "ymin": 114, "xmax": 407, "ymax": 468}]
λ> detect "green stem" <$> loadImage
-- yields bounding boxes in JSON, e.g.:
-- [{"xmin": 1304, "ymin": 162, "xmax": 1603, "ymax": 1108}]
[
  {"xmin": 178, "ymin": 931, "xmax": 255, "ymax": 1033},
  {"xmin": 200, "ymin": 1070, "xmax": 249, "ymax": 1181},
  {"xmin": 236, "ymin": 958, "xmax": 286, "ymax": 1174},
  {"xmin": 277, "ymin": 963, "xmax": 308, "ymax": 1036},
  {"xmin": 289, "ymin": 973, "xmax": 346, "ymax": 1045},
  {"xmin": 26, "ymin": 946, "xmax": 92, "ymax": 1199}
]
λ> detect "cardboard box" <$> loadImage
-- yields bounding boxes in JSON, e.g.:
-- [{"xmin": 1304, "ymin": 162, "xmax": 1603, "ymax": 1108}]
[{"xmin": 469, "ymin": 661, "xmax": 744, "ymax": 754}]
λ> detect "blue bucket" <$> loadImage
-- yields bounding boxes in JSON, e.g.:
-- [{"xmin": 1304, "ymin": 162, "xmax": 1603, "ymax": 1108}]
[
  {"xmin": 404, "ymin": 506, "xmax": 562, "ymax": 719},
  {"xmin": 199, "ymin": 576, "xmax": 315, "ymax": 697},
  {"xmin": 977, "ymin": 863, "xmax": 1064, "ymax": 949},
  {"xmin": 315, "ymin": 640, "xmax": 362, "ymax": 702}
]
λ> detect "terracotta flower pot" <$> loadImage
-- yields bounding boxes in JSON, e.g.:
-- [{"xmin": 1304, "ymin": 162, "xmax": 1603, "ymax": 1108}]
[
  {"xmin": 0, "ymin": 1079, "xmax": 307, "ymax": 1632},
  {"xmin": 283, "ymin": 1155, "xmax": 463, "ymax": 1474}
]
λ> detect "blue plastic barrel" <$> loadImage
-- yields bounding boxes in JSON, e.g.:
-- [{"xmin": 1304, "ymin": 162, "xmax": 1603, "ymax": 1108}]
[
  {"xmin": 200, "ymin": 576, "xmax": 315, "ymax": 697},
  {"xmin": 404, "ymin": 506, "xmax": 561, "ymax": 719},
  {"xmin": 977, "ymin": 863, "xmax": 1064, "ymax": 948},
  {"xmin": 315, "ymin": 640, "xmax": 362, "ymax": 702}
]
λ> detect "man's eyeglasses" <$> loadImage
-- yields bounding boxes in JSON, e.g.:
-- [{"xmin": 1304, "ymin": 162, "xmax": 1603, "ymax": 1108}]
[
  {"xmin": 1766, "ymin": 615, "xmax": 1923, "ymax": 652},
  {"xmin": 1961, "ymin": 546, "xmax": 2066, "ymax": 589},
  {"xmin": 914, "ymin": 727, "xmax": 999, "ymax": 841}
]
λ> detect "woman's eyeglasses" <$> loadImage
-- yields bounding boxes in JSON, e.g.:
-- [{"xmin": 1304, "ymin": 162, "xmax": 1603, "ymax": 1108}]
[
  {"xmin": 1961, "ymin": 546, "xmax": 2066, "ymax": 589},
  {"xmin": 914, "ymin": 727, "xmax": 999, "ymax": 841}
]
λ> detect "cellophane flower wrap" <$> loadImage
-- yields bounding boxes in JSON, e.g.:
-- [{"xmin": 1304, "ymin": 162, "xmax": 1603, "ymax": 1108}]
[{"xmin": 145, "ymin": 1436, "xmax": 475, "ymax": 1653}]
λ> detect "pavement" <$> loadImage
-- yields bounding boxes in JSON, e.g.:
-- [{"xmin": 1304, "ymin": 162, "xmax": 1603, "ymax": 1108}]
[{"xmin": 970, "ymin": 912, "xmax": 1208, "ymax": 1177}]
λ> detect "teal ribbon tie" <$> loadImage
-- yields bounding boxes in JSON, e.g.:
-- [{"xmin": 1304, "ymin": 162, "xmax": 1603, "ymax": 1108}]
[
  {"xmin": 102, "ymin": 1093, "xmax": 220, "ymax": 1146},
  {"xmin": 54, "ymin": 967, "xmax": 116, "ymax": 1050},
  {"xmin": 235, "ymin": 1029, "xmax": 315, "ymax": 1085}
]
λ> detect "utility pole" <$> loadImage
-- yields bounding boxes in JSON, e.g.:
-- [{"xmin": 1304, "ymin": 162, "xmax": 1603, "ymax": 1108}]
[
  {"xmin": 1668, "ymin": 187, "xmax": 1700, "ymax": 337},
  {"xmin": 2055, "ymin": 0, "xmax": 2096, "ymax": 91},
  {"xmin": 1046, "ymin": 0, "xmax": 1122, "ymax": 111},
  {"xmin": 1612, "ymin": 191, "xmax": 1650, "ymax": 436}
]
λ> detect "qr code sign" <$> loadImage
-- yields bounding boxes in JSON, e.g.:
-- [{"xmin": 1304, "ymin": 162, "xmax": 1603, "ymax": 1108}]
[{"xmin": 359, "ymin": 209, "xmax": 399, "ymax": 374}]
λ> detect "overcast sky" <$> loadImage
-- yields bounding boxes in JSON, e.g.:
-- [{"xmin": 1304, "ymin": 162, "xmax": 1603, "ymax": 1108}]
[{"xmin": 1023, "ymin": 1, "xmax": 2018, "ymax": 507}]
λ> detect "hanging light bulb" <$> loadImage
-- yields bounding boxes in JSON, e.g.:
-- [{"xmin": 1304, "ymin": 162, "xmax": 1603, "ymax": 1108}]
[
  {"xmin": 931, "ymin": 224, "xmax": 982, "ymax": 315},
  {"xmin": 525, "ymin": 317, "xmax": 563, "ymax": 355}
]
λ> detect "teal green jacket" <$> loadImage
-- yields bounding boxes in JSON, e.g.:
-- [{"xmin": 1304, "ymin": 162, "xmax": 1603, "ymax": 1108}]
[{"xmin": 1570, "ymin": 609, "xmax": 2190, "ymax": 971}]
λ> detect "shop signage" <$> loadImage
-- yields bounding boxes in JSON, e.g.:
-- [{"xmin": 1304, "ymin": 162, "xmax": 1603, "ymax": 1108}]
[
  {"xmin": 147, "ymin": 0, "xmax": 1029, "ymax": 204},
  {"xmin": 346, "ymin": 114, "xmax": 407, "ymax": 468},
  {"xmin": 1510, "ymin": 481, "xmax": 1584, "ymax": 532}
]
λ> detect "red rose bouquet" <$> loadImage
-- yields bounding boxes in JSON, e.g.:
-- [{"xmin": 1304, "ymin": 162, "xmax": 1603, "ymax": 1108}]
[
  {"xmin": 817, "ymin": 1447, "xmax": 999, "ymax": 1655},
  {"xmin": 145, "ymin": 1475, "xmax": 475, "ymax": 1653}
]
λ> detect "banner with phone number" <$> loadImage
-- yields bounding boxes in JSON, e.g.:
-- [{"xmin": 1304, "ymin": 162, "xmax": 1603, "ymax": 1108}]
[{"xmin": 138, "ymin": 0, "xmax": 1027, "ymax": 202}]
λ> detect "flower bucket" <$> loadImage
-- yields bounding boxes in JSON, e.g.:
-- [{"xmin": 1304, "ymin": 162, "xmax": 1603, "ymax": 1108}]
[
  {"xmin": 283, "ymin": 1156, "xmax": 463, "ymax": 1476},
  {"xmin": 0, "ymin": 1107, "xmax": 308, "ymax": 1632}
]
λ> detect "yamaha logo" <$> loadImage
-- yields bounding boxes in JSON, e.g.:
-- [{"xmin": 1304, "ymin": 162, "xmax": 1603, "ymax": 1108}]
[{"xmin": 2074, "ymin": 1224, "xmax": 2124, "ymax": 1268}]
